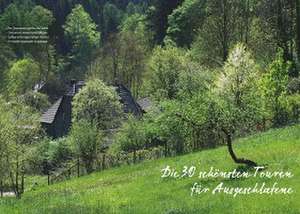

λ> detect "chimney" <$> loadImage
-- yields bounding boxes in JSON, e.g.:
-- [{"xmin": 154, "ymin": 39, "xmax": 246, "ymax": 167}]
[{"xmin": 70, "ymin": 79, "xmax": 76, "ymax": 86}]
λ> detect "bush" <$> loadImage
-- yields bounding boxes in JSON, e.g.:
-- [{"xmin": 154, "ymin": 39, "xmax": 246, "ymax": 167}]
[
  {"xmin": 19, "ymin": 91, "xmax": 50, "ymax": 113},
  {"xmin": 7, "ymin": 58, "xmax": 40, "ymax": 96},
  {"xmin": 27, "ymin": 138, "xmax": 73, "ymax": 175},
  {"xmin": 260, "ymin": 51, "xmax": 291, "ymax": 126},
  {"xmin": 146, "ymin": 46, "xmax": 186, "ymax": 100},
  {"xmin": 115, "ymin": 116, "xmax": 146, "ymax": 163},
  {"xmin": 72, "ymin": 79, "xmax": 123, "ymax": 130},
  {"xmin": 70, "ymin": 120, "xmax": 104, "ymax": 173}
]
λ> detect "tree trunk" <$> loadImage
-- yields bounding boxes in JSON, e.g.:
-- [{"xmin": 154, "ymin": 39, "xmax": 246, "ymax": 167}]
[
  {"xmin": 6, "ymin": 155, "xmax": 17, "ymax": 197},
  {"xmin": 296, "ymin": 0, "xmax": 300, "ymax": 62},
  {"xmin": 133, "ymin": 150, "xmax": 136, "ymax": 164},
  {"xmin": 47, "ymin": 172, "xmax": 50, "ymax": 185},
  {"xmin": 245, "ymin": 0, "xmax": 250, "ymax": 44},
  {"xmin": 277, "ymin": 0, "xmax": 290, "ymax": 61},
  {"xmin": 85, "ymin": 160, "xmax": 93, "ymax": 174},
  {"xmin": 174, "ymin": 112, "xmax": 257, "ymax": 167},
  {"xmin": 223, "ymin": 130, "xmax": 257, "ymax": 167},
  {"xmin": 0, "ymin": 180, "xmax": 3, "ymax": 197},
  {"xmin": 77, "ymin": 158, "xmax": 80, "ymax": 177},
  {"xmin": 9, "ymin": 171, "xmax": 16, "ymax": 197},
  {"xmin": 15, "ymin": 154, "xmax": 21, "ymax": 199},
  {"xmin": 222, "ymin": 0, "xmax": 229, "ymax": 62},
  {"xmin": 102, "ymin": 154, "xmax": 106, "ymax": 170},
  {"xmin": 46, "ymin": 44, "xmax": 51, "ymax": 81},
  {"xmin": 21, "ymin": 173, "xmax": 24, "ymax": 194},
  {"xmin": 112, "ymin": 48, "xmax": 118, "ymax": 80},
  {"xmin": 164, "ymin": 142, "xmax": 168, "ymax": 157}
]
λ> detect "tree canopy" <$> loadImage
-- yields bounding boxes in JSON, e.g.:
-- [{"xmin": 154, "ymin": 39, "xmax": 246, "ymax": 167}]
[
  {"xmin": 64, "ymin": 4, "xmax": 100, "ymax": 77},
  {"xmin": 72, "ymin": 79, "xmax": 123, "ymax": 131}
]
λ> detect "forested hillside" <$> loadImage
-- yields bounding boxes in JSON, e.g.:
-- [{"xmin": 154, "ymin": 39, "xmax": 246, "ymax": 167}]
[{"xmin": 0, "ymin": 0, "xmax": 299, "ymax": 209}]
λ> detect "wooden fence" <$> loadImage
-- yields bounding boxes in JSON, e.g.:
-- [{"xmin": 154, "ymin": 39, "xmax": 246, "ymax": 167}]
[{"xmin": 48, "ymin": 147, "xmax": 166, "ymax": 185}]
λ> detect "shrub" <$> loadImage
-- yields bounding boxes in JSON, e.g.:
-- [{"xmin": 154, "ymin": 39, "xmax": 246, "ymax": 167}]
[
  {"xmin": 72, "ymin": 79, "xmax": 123, "ymax": 130},
  {"xmin": 70, "ymin": 120, "xmax": 104, "ymax": 173},
  {"xmin": 260, "ymin": 51, "xmax": 291, "ymax": 126},
  {"xmin": 28, "ymin": 138, "xmax": 73, "ymax": 175},
  {"xmin": 115, "ymin": 116, "xmax": 146, "ymax": 163}
]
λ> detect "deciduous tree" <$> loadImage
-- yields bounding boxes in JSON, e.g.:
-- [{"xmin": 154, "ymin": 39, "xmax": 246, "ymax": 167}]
[
  {"xmin": 70, "ymin": 120, "xmax": 103, "ymax": 173},
  {"xmin": 72, "ymin": 79, "xmax": 123, "ymax": 130},
  {"xmin": 7, "ymin": 58, "xmax": 40, "ymax": 96},
  {"xmin": 64, "ymin": 4, "xmax": 100, "ymax": 78}
]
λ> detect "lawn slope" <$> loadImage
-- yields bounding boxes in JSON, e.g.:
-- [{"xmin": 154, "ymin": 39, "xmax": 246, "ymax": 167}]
[{"xmin": 1, "ymin": 125, "xmax": 300, "ymax": 214}]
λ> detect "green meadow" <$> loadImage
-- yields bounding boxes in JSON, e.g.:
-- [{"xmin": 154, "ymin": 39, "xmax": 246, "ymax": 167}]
[{"xmin": 1, "ymin": 125, "xmax": 299, "ymax": 214}]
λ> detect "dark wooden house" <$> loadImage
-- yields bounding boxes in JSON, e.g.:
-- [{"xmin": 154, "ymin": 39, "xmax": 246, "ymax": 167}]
[{"xmin": 40, "ymin": 81, "xmax": 143, "ymax": 139}]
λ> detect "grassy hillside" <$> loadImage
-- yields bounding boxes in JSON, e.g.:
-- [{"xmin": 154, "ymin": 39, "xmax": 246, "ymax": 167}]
[{"xmin": 1, "ymin": 125, "xmax": 300, "ymax": 214}]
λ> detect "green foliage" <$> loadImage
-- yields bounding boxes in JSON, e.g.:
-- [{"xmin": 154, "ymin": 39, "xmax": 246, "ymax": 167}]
[
  {"xmin": 115, "ymin": 116, "xmax": 146, "ymax": 162},
  {"xmin": 180, "ymin": 92, "xmax": 224, "ymax": 149},
  {"xmin": 0, "ymin": 3, "xmax": 54, "ymax": 58},
  {"xmin": 0, "ymin": 3, "xmax": 25, "ymax": 32},
  {"xmin": 0, "ymin": 97, "xmax": 41, "ymax": 195},
  {"xmin": 64, "ymin": 4, "xmax": 100, "ymax": 77},
  {"xmin": 0, "ymin": 36, "xmax": 15, "ymax": 92},
  {"xmin": 1, "ymin": 0, "xmax": 300, "ymax": 202},
  {"xmin": 72, "ymin": 79, "xmax": 123, "ymax": 130},
  {"xmin": 220, "ymin": 43, "xmax": 259, "ymax": 107},
  {"xmin": 260, "ymin": 51, "xmax": 291, "ymax": 126},
  {"xmin": 0, "ymin": 98, "xmax": 14, "ymax": 185},
  {"xmin": 28, "ymin": 138, "xmax": 73, "ymax": 174},
  {"xmin": 284, "ymin": 94, "xmax": 300, "ymax": 123},
  {"xmin": 190, "ymin": 0, "xmax": 241, "ymax": 66},
  {"xmin": 0, "ymin": 3, "xmax": 55, "ymax": 97},
  {"xmin": 177, "ymin": 61, "xmax": 213, "ymax": 99},
  {"xmin": 218, "ymin": 43, "xmax": 265, "ymax": 134},
  {"xmin": 166, "ymin": 0, "xmax": 206, "ymax": 47},
  {"xmin": 7, "ymin": 58, "xmax": 40, "ymax": 96},
  {"xmin": 88, "ymin": 13, "xmax": 150, "ymax": 97},
  {"xmin": 146, "ymin": 46, "xmax": 186, "ymax": 100},
  {"xmin": 18, "ymin": 91, "xmax": 50, "ymax": 113},
  {"xmin": 115, "ymin": 99, "xmax": 205, "ymax": 156},
  {"xmin": 116, "ymin": 95, "xmax": 220, "ymax": 156},
  {"xmin": 153, "ymin": 101, "xmax": 187, "ymax": 154},
  {"xmin": 126, "ymin": 2, "xmax": 138, "ymax": 15},
  {"xmin": 146, "ymin": 0, "xmax": 183, "ymax": 44},
  {"xmin": 70, "ymin": 120, "xmax": 103, "ymax": 173},
  {"xmin": 5, "ymin": 99, "xmax": 41, "ymax": 145},
  {"xmin": 120, "ymin": 13, "xmax": 151, "ymax": 47},
  {"xmin": 248, "ymin": 17, "xmax": 277, "ymax": 66},
  {"xmin": 29, "ymin": 5, "xmax": 54, "ymax": 27},
  {"xmin": 170, "ymin": 44, "xmax": 265, "ymax": 149},
  {"xmin": 146, "ymin": 46, "xmax": 213, "ymax": 101},
  {"xmin": 103, "ymin": 2, "xmax": 123, "ymax": 38},
  {"xmin": 118, "ymin": 14, "xmax": 150, "ymax": 96}
]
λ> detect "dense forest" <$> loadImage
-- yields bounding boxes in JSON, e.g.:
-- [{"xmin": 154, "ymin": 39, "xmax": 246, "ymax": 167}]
[{"xmin": 0, "ymin": 0, "xmax": 299, "ymax": 199}]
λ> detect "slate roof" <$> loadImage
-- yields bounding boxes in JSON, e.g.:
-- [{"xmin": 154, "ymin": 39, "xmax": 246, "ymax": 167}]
[
  {"xmin": 40, "ymin": 81, "xmax": 83, "ymax": 124},
  {"xmin": 115, "ymin": 84, "xmax": 143, "ymax": 116},
  {"xmin": 65, "ymin": 81, "xmax": 85, "ymax": 96},
  {"xmin": 137, "ymin": 97, "xmax": 152, "ymax": 113},
  {"xmin": 65, "ymin": 84, "xmax": 76, "ymax": 97},
  {"xmin": 40, "ymin": 97, "xmax": 63, "ymax": 124}
]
